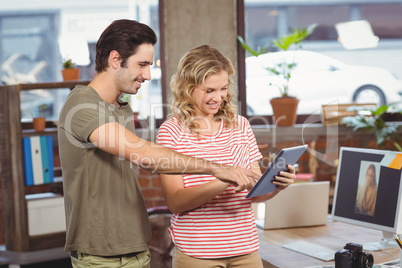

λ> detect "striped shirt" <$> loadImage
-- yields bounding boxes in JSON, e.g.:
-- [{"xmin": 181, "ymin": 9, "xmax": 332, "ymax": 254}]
[{"xmin": 156, "ymin": 115, "xmax": 262, "ymax": 258}]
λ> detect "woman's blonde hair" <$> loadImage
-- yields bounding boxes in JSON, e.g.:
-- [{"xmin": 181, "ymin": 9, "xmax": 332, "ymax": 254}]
[{"xmin": 169, "ymin": 45, "xmax": 237, "ymax": 133}]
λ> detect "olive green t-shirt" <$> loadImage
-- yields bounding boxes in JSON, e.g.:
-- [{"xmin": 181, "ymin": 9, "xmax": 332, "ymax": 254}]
[{"xmin": 58, "ymin": 85, "xmax": 150, "ymax": 256}]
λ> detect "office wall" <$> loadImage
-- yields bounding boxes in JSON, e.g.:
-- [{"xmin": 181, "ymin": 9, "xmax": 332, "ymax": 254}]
[{"xmin": 161, "ymin": 0, "xmax": 239, "ymax": 101}]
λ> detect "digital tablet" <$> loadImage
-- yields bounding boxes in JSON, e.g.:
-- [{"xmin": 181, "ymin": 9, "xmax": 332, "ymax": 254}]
[{"xmin": 246, "ymin": 144, "xmax": 308, "ymax": 198}]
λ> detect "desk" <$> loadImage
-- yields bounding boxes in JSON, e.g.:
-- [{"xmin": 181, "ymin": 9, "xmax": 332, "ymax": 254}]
[{"xmin": 258, "ymin": 220, "xmax": 400, "ymax": 268}]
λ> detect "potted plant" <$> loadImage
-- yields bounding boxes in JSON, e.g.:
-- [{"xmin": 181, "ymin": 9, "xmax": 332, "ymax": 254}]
[
  {"xmin": 341, "ymin": 104, "xmax": 402, "ymax": 151},
  {"xmin": 238, "ymin": 24, "xmax": 317, "ymax": 126},
  {"xmin": 33, "ymin": 104, "xmax": 48, "ymax": 131},
  {"xmin": 61, "ymin": 58, "xmax": 80, "ymax": 81}
]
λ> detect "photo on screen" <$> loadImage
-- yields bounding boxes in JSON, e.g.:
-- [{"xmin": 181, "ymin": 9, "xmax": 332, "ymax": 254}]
[
  {"xmin": 354, "ymin": 161, "xmax": 380, "ymax": 217},
  {"xmin": 332, "ymin": 147, "xmax": 402, "ymax": 233}
]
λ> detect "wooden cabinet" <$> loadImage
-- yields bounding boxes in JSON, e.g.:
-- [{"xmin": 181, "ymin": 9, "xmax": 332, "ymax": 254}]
[{"xmin": 0, "ymin": 81, "xmax": 89, "ymax": 252}]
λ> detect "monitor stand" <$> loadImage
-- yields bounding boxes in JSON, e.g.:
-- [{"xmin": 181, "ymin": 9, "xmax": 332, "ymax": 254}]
[{"xmin": 363, "ymin": 231, "xmax": 399, "ymax": 251}]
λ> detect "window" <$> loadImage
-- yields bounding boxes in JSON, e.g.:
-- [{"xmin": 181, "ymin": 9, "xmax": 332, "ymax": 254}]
[
  {"xmin": 244, "ymin": 4, "xmax": 278, "ymax": 52},
  {"xmin": 288, "ymin": 5, "xmax": 349, "ymax": 41},
  {"xmin": 0, "ymin": 2, "xmax": 162, "ymax": 125},
  {"xmin": 130, "ymin": 2, "xmax": 163, "ymax": 121},
  {"xmin": 0, "ymin": 12, "xmax": 58, "ymax": 83},
  {"xmin": 361, "ymin": 4, "xmax": 402, "ymax": 39},
  {"xmin": 241, "ymin": 1, "xmax": 402, "ymax": 122},
  {"xmin": 0, "ymin": 12, "xmax": 65, "ymax": 121}
]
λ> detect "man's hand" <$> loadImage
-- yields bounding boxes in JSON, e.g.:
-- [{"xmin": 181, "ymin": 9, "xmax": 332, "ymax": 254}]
[
  {"xmin": 213, "ymin": 165, "xmax": 260, "ymax": 192},
  {"xmin": 272, "ymin": 164, "xmax": 296, "ymax": 190}
]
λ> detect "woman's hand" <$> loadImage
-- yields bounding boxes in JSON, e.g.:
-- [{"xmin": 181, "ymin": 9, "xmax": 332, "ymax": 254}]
[{"xmin": 272, "ymin": 164, "xmax": 296, "ymax": 191}]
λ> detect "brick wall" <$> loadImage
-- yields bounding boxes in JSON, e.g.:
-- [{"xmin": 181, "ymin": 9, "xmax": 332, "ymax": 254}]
[{"xmin": 139, "ymin": 168, "xmax": 166, "ymax": 208}]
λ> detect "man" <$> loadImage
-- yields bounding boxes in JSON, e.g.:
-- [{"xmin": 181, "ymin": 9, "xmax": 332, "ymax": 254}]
[{"xmin": 58, "ymin": 19, "xmax": 259, "ymax": 268}]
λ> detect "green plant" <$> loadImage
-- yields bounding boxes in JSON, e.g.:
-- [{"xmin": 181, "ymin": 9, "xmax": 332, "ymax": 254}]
[
  {"xmin": 341, "ymin": 105, "xmax": 402, "ymax": 151},
  {"xmin": 238, "ymin": 24, "xmax": 317, "ymax": 97},
  {"xmin": 34, "ymin": 104, "xmax": 49, "ymax": 118},
  {"xmin": 63, "ymin": 58, "xmax": 75, "ymax": 69},
  {"xmin": 120, "ymin": 93, "xmax": 132, "ymax": 105}
]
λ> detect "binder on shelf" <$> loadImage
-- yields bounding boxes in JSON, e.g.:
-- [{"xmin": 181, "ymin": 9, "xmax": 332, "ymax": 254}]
[
  {"xmin": 30, "ymin": 136, "xmax": 44, "ymax": 185},
  {"xmin": 22, "ymin": 135, "xmax": 54, "ymax": 186},
  {"xmin": 40, "ymin": 136, "xmax": 54, "ymax": 183},
  {"xmin": 46, "ymin": 135, "xmax": 54, "ymax": 182},
  {"xmin": 22, "ymin": 137, "xmax": 34, "ymax": 186}
]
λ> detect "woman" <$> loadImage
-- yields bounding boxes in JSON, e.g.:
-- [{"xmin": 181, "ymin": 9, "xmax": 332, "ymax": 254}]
[
  {"xmin": 156, "ymin": 45, "xmax": 296, "ymax": 267},
  {"xmin": 355, "ymin": 164, "xmax": 378, "ymax": 216}
]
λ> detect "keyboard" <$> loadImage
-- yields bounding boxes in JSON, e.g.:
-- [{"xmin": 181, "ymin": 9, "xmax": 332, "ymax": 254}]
[{"xmin": 282, "ymin": 240, "xmax": 336, "ymax": 261}]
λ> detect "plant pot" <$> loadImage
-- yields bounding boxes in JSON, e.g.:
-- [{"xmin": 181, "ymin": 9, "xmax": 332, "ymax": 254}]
[
  {"xmin": 33, "ymin": 117, "xmax": 46, "ymax": 131},
  {"xmin": 62, "ymin": 68, "xmax": 80, "ymax": 81},
  {"xmin": 270, "ymin": 97, "xmax": 299, "ymax": 126}
]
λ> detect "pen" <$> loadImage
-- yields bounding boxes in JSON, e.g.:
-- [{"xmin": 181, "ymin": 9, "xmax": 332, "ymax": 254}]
[{"xmin": 394, "ymin": 234, "xmax": 402, "ymax": 249}]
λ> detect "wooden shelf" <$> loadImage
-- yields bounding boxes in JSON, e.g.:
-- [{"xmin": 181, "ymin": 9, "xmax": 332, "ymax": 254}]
[
  {"xmin": 0, "ymin": 81, "xmax": 88, "ymax": 252},
  {"xmin": 27, "ymin": 232, "xmax": 66, "ymax": 251},
  {"xmin": 22, "ymin": 128, "xmax": 58, "ymax": 136},
  {"xmin": 24, "ymin": 180, "xmax": 63, "ymax": 196}
]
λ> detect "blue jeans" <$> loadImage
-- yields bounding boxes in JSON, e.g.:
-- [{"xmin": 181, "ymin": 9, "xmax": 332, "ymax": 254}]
[{"xmin": 70, "ymin": 250, "xmax": 151, "ymax": 268}]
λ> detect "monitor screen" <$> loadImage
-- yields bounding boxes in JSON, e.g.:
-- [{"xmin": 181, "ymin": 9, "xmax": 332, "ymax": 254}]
[{"xmin": 331, "ymin": 147, "xmax": 402, "ymax": 250}]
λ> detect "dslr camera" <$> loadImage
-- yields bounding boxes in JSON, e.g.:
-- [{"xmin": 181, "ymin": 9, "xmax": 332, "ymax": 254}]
[{"xmin": 335, "ymin": 243, "xmax": 374, "ymax": 268}]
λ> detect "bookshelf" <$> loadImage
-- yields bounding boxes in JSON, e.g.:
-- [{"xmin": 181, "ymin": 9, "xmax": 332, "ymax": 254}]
[{"xmin": 0, "ymin": 81, "xmax": 89, "ymax": 252}]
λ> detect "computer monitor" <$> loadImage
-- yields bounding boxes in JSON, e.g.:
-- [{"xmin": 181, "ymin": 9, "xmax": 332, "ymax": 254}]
[{"xmin": 331, "ymin": 147, "xmax": 402, "ymax": 251}]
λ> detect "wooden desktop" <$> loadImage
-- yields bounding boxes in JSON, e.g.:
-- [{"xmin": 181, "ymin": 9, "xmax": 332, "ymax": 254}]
[{"xmin": 257, "ymin": 220, "xmax": 400, "ymax": 268}]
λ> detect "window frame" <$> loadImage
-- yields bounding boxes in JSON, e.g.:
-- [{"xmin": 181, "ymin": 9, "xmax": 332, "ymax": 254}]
[{"xmin": 237, "ymin": 0, "xmax": 320, "ymax": 124}]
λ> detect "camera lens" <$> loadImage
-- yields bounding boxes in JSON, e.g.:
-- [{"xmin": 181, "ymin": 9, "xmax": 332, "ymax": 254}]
[{"xmin": 356, "ymin": 252, "xmax": 374, "ymax": 268}]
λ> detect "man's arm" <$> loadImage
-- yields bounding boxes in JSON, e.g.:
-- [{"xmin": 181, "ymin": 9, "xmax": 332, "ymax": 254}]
[{"xmin": 89, "ymin": 122, "xmax": 259, "ymax": 191}]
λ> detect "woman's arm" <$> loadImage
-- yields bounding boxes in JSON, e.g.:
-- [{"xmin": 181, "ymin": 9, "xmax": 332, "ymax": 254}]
[
  {"xmin": 160, "ymin": 173, "xmax": 230, "ymax": 214},
  {"xmin": 251, "ymin": 162, "xmax": 296, "ymax": 203}
]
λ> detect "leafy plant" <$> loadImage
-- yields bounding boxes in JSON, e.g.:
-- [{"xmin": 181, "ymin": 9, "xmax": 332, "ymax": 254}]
[
  {"xmin": 341, "ymin": 105, "xmax": 402, "ymax": 151},
  {"xmin": 62, "ymin": 58, "xmax": 76, "ymax": 69},
  {"xmin": 238, "ymin": 24, "xmax": 317, "ymax": 97},
  {"xmin": 34, "ymin": 104, "xmax": 49, "ymax": 118},
  {"xmin": 237, "ymin": 36, "xmax": 266, "ymax": 57},
  {"xmin": 120, "ymin": 93, "xmax": 132, "ymax": 105}
]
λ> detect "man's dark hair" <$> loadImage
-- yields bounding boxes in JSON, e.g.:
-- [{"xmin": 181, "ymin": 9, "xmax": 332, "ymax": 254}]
[{"xmin": 95, "ymin": 19, "xmax": 157, "ymax": 72}]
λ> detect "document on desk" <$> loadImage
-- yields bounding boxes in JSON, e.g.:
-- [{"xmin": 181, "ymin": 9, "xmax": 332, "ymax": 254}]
[{"xmin": 246, "ymin": 144, "xmax": 308, "ymax": 198}]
